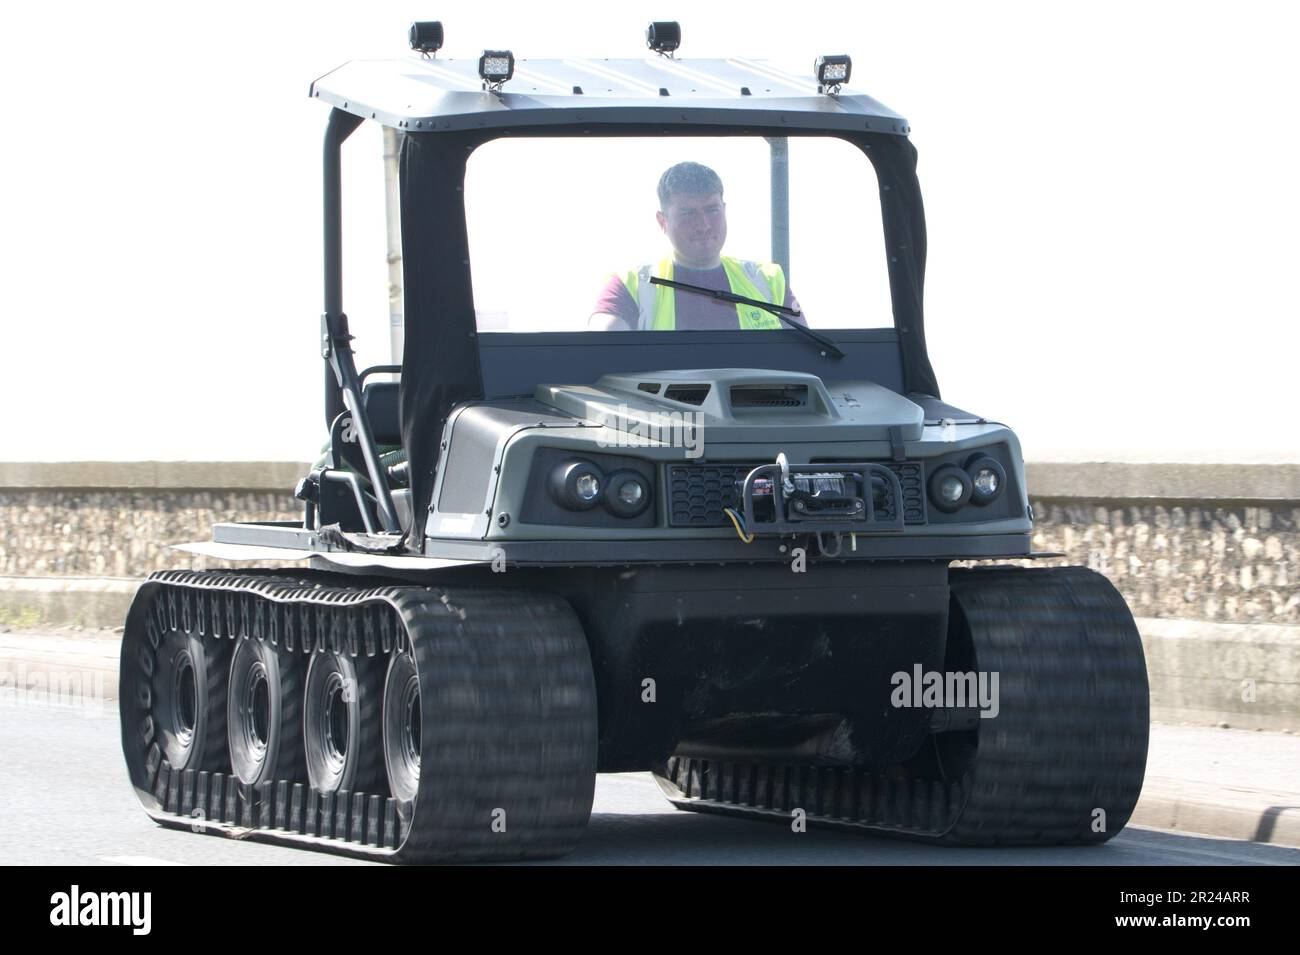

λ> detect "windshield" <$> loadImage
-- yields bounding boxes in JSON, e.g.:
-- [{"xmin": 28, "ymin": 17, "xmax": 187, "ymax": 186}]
[{"xmin": 464, "ymin": 136, "xmax": 891, "ymax": 333}]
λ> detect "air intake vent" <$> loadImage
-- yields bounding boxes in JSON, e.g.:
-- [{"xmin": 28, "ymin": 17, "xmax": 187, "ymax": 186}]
[
  {"xmin": 730, "ymin": 384, "xmax": 808, "ymax": 409},
  {"xmin": 663, "ymin": 384, "xmax": 710, "ymax": 406}
]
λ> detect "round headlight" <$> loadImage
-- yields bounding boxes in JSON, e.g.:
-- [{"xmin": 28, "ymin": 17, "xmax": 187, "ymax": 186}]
[
  {"xmin": 964, "ymin": 455, "xmax": 1007, "ymax": 506},
  {"xmin": 604, "ymin": 469, "xmax": 651, "ymax": 517},
  {"xmin": 928, "ymin": 465, "xmax": 972, "ymax": 513},
  {"xmin": 939, "ymin": 474, "xmax": 966, "ymax": 501},
  {"xmin": 549, "ymin": 460, "xmax": 604, "ymax": 511},
  {"xmin": 575, "ymin": 472, "xmax": 601, "ymax": 503}
]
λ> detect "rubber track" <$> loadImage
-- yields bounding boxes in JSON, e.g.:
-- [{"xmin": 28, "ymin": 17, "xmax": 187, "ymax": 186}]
[
  {"xmin": 120, "ymin": 570, "xmax": 598, "ymax": 863},
  {"xmin": 654, "ymin": 566, "xmax": 1150, "ymax": 846}
]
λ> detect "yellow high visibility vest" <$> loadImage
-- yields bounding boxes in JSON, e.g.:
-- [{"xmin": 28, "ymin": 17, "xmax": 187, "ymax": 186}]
[{"xmin": 622, "ymin": 257, "xmax": 786, "ymax": 330}]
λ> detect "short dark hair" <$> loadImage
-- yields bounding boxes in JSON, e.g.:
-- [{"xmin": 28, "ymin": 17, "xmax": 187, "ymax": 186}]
[{"xmin": 657, "ymin": 161, "xmax": 724, "ymax": 210}]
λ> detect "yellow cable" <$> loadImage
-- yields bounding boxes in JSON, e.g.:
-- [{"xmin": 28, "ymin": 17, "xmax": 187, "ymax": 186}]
[{"xmin": 724, "ymin": 507, "xmax": 754, "ymax": 544}]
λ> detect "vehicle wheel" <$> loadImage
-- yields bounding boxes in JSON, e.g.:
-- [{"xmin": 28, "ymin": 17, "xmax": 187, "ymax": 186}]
[
  {"xmin": 304, "ymin": 650, "xmax": 385, "ymax": 795},
  {"xmin": 227, "ymin": 635, "xmax": 305, "ymax": 789},
  {"xmin": 382, "ymin": 651, "xmax": 420, "ymax": 818},
  {"xmin": 154, "ymin": 623, "xmax": 228, "ymax": 773}
]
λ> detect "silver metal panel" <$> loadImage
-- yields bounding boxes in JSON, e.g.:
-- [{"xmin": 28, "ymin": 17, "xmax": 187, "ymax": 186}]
[
  {"xmin": 310, "ymin": 57, "xmax": 910, "ymax": 133},
  {"xmin": 429, "ymin": 401, "xmax": 593, "ymax": 542},
  {"xmin": 211, "ymin": 521, "xmax": 319, "ymax": 549},
  {"xmin": 176, "ymin": 538, "xmax": 481, "ymax": 570},
  {"xmin": 171, "ymin": 541, "xmax": 314, "ymax": 562},
  {"xmin": 312, "ymin": 552, "xmax": 480, "ymax": 570},
  {"xmin": 537, "ymin": 370, "xmax": 926, "ymax": 444}
]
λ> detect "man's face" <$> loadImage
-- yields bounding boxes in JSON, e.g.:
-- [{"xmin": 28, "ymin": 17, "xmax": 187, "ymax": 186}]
[{"xmin": 657, "ymin": 191, "xmax": 727, "ymax": 269}]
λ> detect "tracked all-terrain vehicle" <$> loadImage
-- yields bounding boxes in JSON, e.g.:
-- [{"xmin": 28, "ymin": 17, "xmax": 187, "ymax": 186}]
[{"xmin": 120, "ymin": 22, "xmax": 1149, "ymax": 862}]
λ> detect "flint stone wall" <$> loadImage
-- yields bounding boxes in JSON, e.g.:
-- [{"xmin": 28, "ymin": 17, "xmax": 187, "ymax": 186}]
[
  {"xmin": 0, "ymin": 489, "xmax": 301, "ymax": 577},
  {"xmin": 0, "ymin": 463, "xmax": 308, "ymax": 578},
  {"xmin": 1027, "ymin": 501, "xmax": 1298, "ymax": 624},
  {"xmin": 1021, "ymin": 463, "xmax": 1299, "ymax": 624}
]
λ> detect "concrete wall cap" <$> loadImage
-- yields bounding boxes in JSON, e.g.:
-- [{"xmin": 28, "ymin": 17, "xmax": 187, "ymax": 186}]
[
  {"xmin": 0, "ymin": 461, "xmax": 311, "ymax": 491},
  {"xmin": 1025, "ymin": 462, "xmax": 1300, "ymax": 502}
]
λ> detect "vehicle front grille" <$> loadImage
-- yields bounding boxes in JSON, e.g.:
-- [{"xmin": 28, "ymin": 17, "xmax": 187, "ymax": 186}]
[
  {"xmin": 668, "ymin": 464, "xmax": 753, "ymax": 527},
  {"xmin": 885, "ymin": 462, "xmax": 927, "ymax": 524},
  {"xmin": 668, "ymin": 461, "xmax": 927, "ymax": 528}
]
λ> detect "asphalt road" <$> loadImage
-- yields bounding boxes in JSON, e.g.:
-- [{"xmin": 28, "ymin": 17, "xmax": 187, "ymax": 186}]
[{"xmin": 2, "ymin": 697, "xmax": 1297, "ymax": 867}]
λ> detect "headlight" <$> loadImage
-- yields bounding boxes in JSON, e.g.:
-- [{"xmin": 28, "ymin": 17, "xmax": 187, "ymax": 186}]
[
  {"xmin": 603, "ymin": 469, "xmax": 651, "ymax": 518},
  {"xmin": 964, "ymin": 455, "xmax": 1006, "ymax": 506},
  {"xmin": 928, "ymin": 465, "xmax": 972, "ymax": 513},
  {"xmin": 549, "ymin": 460, "xmax": 604, "ymax": 511}
]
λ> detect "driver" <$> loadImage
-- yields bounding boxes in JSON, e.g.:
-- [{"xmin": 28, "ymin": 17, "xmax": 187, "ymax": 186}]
[{"xmin": 589, "ymin": 161, "xmax": 806, "ymax": 330}]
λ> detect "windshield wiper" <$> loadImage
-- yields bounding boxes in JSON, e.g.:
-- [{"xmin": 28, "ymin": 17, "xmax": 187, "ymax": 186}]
[{"xmin": 648, "ymin": 276, "xmax": 846, "ymax": 359}]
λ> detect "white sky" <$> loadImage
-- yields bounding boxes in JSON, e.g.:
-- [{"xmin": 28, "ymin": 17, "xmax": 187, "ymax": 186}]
[{"xmin": 2, "ymin": 1, "xmax": 1298, "ymax": 463}]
